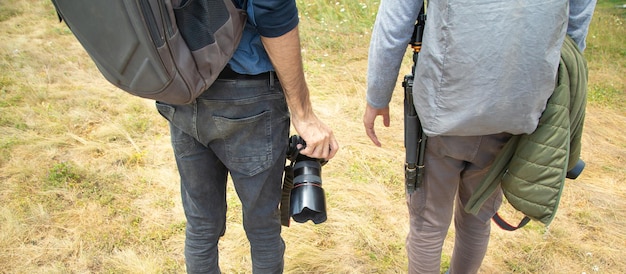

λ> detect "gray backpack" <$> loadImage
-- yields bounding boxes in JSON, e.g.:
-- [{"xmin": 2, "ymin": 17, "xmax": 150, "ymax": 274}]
[{"xmin": 51, "ymin": 0, "xmax": 247, "ymax": 105}]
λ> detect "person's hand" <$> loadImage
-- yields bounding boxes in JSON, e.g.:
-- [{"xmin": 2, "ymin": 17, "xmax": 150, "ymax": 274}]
[
  {"xmin": 292, "ymin": 113, "xmax": 339, "ymax": 160},
  {"xmin": 260, "ymin": 27, "xmax": 338, "ymax": 160},
  {"xmin": 363, "ymin": 103, "xmax": 390, "ymax": 147}
]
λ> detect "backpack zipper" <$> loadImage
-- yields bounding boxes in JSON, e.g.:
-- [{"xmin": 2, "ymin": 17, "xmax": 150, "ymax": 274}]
[
  {"xmin": 139, "ymin": 0, "xmax": 165, "ymax": 47},
  {"xmin": 158, "ymin": 0, "xmax": 175, "ymax": 39}
]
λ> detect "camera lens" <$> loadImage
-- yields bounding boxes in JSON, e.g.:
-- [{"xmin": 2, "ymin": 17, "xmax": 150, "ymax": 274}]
[{"xmin": 289, "ymin": 156, "xmax": 327, "ymax": 224}]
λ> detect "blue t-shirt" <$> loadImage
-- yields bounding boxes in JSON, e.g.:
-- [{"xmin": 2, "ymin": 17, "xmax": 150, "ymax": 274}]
[{"xmin": 228, "ymin": 0, "xmax": 299, "ymax": 75}]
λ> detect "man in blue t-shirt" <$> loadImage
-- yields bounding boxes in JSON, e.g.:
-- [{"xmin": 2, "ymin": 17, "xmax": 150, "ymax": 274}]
[{"xmin": 156, "ymin": 0, "xmax": 339, "ymax": 272}]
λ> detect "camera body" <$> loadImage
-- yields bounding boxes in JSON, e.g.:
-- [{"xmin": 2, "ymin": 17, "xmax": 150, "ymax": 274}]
[{"xmin": 286, "ymin": 135, "xmax": 327, "ymax": 224}]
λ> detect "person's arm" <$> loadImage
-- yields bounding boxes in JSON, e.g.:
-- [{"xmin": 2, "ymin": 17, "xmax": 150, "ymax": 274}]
[
  {"xmin": 363, "ymin": 0, "xmax": 421, "ymax": 146},
  {"xmin": 261, "ymin": 27, "xmax": 339, "ymax": 160},
  {"xmin": 567, "ymin": 0, "xmax": 597, "ymax": 51}
]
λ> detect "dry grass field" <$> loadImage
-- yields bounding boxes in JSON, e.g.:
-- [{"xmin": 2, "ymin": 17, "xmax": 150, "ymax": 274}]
[{"xmin": 1, "ymin": 0, "xmax": 625, "ymax": 273}]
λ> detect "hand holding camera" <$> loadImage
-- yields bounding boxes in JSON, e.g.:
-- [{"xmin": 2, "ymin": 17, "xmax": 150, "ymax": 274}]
[{"xmin": 282, "ymin": 135, "xmax": 328, "ymax": 225}]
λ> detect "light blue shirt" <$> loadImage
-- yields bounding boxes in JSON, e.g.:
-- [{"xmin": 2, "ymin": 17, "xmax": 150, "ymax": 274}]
[
  {"xmin": 367, "ymin": 0, "xmax": 594, "ymax": 136},
  {"xmin": 568, "ymin": 0, "xmax": 597, "ymax": 51}
]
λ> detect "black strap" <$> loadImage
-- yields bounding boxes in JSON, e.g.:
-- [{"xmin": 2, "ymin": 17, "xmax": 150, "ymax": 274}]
[
  {"xmin": 492, "ymin": 212, "xmax": 531, "ymax": 231},
  {"xmin": 280, "ymin": 165, "xmax": 294, "ymax": 227}
]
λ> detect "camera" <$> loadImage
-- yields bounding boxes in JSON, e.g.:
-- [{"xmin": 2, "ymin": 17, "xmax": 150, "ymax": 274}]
[{"xmin": 285, "ymin": 135, "xmax": 327, "ymax": 224}]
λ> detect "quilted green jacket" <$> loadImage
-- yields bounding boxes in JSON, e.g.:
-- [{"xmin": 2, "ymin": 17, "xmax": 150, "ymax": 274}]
[{"xmin": 465, "ymin": 36, "xmax": 587, "ymax": 226}]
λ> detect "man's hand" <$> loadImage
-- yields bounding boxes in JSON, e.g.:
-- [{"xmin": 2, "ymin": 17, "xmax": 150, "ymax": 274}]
[
  {"xmin": 261, "ymin": 26, "xmax": 339, "ymax": 160},
  {"xmin": 291, "ymin": 113, "xmax": 339, "ymax": 160},
  {"xmin": 363, "ymin": 103, "xmax": 390, "ymax": 147}
]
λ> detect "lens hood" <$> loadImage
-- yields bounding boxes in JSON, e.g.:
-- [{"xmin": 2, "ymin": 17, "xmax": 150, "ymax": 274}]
[{"xmin": 289, "ymin": 183, "xmax": 327, "ymax": 224}]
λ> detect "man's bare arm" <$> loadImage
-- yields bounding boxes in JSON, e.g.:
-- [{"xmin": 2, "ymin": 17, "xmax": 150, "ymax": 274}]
[{"xmin": 261, "ymin": 26, "xmax": 339, "ymax": 160}]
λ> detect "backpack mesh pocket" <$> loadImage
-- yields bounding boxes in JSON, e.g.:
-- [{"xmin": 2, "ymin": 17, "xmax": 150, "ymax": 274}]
[{"xmin": 174, "ymin": 0, "xmax": 230, "ymax": 50}]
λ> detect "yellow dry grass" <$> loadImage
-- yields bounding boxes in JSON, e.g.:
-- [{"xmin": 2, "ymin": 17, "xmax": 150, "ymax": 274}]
[{"xmin": 1, "ymin": 1, "xmax": 625, "ymax": 273}]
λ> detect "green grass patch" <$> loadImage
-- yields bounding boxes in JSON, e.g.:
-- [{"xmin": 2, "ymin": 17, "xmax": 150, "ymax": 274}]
[
  {"xmin": 0, "ymin": 6, "xmax": 22, "ymax": 22},
  {"xmin": 585, "ymin": 1, "xmax": 626, "ymax": 111},
  {"xmin": 588, "ymin": 83, "xmax": 625, "ymax": 109},
  {"xmin": 46, "ymin": 162, "xmax": 84, "ymax": 188},
  {"xmin": 298, "ymin": 0, "xmax": 379, "ymax": 60}
]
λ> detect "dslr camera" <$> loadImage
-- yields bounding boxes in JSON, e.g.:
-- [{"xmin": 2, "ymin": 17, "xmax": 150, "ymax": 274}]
[{"xmin": 285, "ymin": 135, "xmax": 327, "ymax": 224}]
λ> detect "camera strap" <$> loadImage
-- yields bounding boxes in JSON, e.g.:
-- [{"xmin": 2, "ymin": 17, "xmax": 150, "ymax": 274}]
[{"xmin": 280, "ymin": 164, "xmax": 294, "ymax": 227}]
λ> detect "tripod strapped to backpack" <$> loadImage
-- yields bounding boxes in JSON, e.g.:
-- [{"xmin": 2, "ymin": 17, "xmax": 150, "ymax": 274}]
[{"xmin": 402, "ymin": 4, "xmax": 427, "ymax": 195}]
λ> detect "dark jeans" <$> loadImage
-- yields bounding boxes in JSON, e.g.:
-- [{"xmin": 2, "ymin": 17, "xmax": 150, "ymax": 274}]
[{"xmin": 156, "ymin": 76, "xmax": 290, "ymax": 274}]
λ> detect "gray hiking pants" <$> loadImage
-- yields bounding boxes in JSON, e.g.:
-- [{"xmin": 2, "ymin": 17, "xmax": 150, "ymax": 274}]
[{"xmin": 406, "ymin": 133, "xmax": 511, "ymax": 274}]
